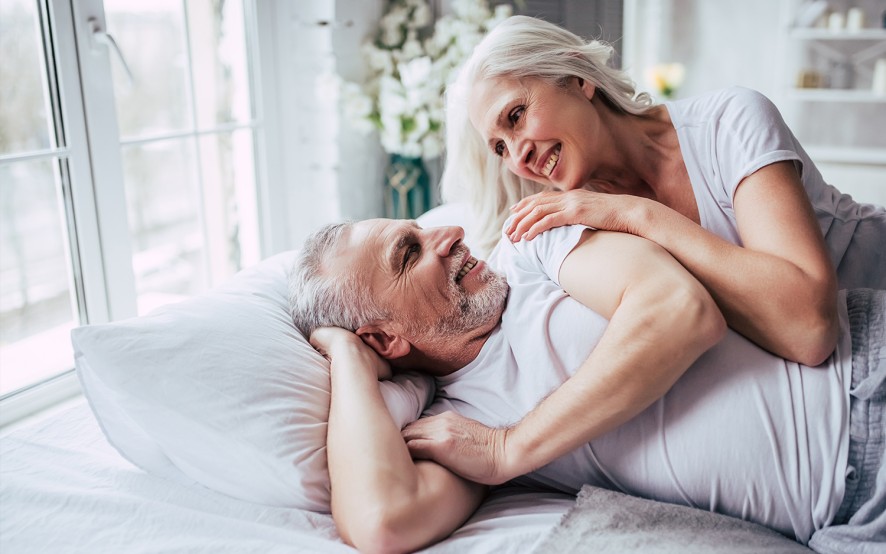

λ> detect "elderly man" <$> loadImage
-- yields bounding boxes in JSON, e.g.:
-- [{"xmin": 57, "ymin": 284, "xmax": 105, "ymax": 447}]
[{"xmin": 289, "ymin": 218, "xmax": 883, "ymax": 554}]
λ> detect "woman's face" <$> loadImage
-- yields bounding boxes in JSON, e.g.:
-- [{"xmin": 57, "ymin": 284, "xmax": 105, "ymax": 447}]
[{"xmin": 468, "ymin": 75, "xmax": 601, "ymax": 191}]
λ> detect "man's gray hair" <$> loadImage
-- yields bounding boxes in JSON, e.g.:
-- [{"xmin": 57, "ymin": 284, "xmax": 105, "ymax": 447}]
[{"xmin": 288, "ymin": 222, "xmax": 386, "ymax": 338}]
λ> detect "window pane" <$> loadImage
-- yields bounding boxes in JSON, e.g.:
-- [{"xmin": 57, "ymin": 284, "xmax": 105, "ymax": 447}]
[
  {"xmin": 0, "ymin": 160, "xmax": 77, "ymax": 394},
  {"xmin": 121, "ymin": 139, "xmax": 207, "ymax": 314},
  {"xmin": 0, "ymin": 0, "xmax": 53, "ymax": 154},
  {"xmin": 199, "ymin": 129, "xmax": 259, "ymax": 277},
  {"xmin": 187, "ymin": 0, "xmax": 252, "ymax": 128},
  {"xmin": 105, "ymin": 0, "xmax": 191, "ymax": 138}
]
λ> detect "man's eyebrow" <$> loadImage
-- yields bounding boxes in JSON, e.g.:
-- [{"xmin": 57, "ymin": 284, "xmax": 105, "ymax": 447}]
[{"xmin": 387, "ymin": 221, "xmax": 421, "ymax": 273}]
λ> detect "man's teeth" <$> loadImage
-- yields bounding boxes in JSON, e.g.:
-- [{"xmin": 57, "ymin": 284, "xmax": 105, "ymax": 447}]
[
  {"xmin": 455, "ymin": 257, "xmax": 477, "ymax": 282},
  {"xmin": 542, "ymin": 145, "xmax": 561, "ymax": 177}
]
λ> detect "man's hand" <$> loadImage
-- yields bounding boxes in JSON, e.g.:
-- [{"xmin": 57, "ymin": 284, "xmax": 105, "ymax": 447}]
[
  {"xmin": 401, "ymin": 411, "xmax": 512, "ymax": 485},
  {"xmin": 309, "ymin": 327, "xmax": 392, "ymax": 380}
]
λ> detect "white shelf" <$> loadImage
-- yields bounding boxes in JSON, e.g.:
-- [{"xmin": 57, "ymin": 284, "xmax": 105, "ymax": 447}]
[
  {"xmin": 806, "ymin": 146, "xmax": 886, "ymax": 165},
  {"xmin": 790, "ymin": 28, "xmax": 886, "ymax": 40},
  {"xmin": 788, "ymin": 88, "xmax": 886, "ymax": 102}
]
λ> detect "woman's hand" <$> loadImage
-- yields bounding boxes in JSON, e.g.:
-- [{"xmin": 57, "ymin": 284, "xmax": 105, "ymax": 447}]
[
  {"xmin": 309, "ymin": 327, "xmax": 392, "ymax": 380},
  {"xmin": 506, "ymin": 189, "xmax": 645, "ymax": 242},
  {"xmin": 402, "ymin": 411, "xmax": 512, "ymax": 485}
]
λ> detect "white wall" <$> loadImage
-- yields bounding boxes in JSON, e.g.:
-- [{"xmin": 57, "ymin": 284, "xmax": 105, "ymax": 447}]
[
  {"xmin": 623, "ymin": 0, "xmax": 885, "ymax": 206},
  {"xmin": 262, "ymin": 0, "xmax": 387, "ymax": 252},
  {"xmin": 623, "ymin": 0, "xmax": 788, "ymax": 102}
]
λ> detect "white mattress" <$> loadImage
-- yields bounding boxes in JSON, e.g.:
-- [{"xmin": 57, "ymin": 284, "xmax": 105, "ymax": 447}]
[{"xmin": 0, "ymin": 398, "xmax": 574, "ymax": 553}]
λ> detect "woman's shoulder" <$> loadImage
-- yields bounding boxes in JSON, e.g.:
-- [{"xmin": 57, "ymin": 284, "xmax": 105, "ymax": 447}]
[
  {"xmin": 670, "ymin": 86, "xmax": 783, "ymax": 130},
  {"xmin": 676, "ymin": 86, "xmax": 775, "ymax": 111}
]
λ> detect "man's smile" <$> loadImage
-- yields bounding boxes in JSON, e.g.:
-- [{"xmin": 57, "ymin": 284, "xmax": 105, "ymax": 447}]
[{"xmin": 455, "ymin": 256, "xmax": 478, "ymax": 283}]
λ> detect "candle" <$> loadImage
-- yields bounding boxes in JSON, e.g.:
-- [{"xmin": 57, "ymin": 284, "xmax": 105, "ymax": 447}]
[
  {"xmin": 847, "ymin": 8, "xmax": 865, "ymax": 31},
  {"xmin": 828, "ymin": 11, "xmax": 845, "ymax": 31},
  {"xmin": 873, "ymin": 59, "xmax": 886, "ymax": 95}
]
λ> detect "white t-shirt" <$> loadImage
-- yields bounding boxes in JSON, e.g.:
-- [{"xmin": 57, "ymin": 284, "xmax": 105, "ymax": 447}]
[
  {"xmin": 427, "ymin": 223, "xmax": 853, "ymax": 543},
  {"xmin": 665, "ymin": 86, "xmax": 885, "ymax": 290}
]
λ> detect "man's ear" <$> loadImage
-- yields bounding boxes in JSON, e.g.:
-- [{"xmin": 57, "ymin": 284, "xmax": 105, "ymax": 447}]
[
  {"xmin": 356, "ymin": 324, "xmax": 411, "ymax": 361},
  {"xmin": 577, "ymin": 77, "xmax": 596, "ymax": 101}
]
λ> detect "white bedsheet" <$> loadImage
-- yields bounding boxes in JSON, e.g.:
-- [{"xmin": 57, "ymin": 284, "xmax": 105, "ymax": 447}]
[{"xmin": 1, "ymin": 398, "xmax": 574, "ymax": 553}]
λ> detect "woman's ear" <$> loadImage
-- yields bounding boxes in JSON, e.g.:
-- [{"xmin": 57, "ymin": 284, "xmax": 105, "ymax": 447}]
[
  {"xmin": 576, "ymin": 77, "xmax": 596, "ymax": 101},
  {"xmin": 356, "ymin": 324, "xmax": 411, "ymax": 360}
]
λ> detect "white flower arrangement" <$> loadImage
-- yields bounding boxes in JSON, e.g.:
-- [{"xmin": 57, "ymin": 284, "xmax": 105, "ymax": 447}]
[{"xmin": 342, "ymin": 0, "xmax": 512, "ymax": 160}]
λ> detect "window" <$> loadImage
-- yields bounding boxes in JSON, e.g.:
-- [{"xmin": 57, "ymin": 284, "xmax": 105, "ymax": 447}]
[
  {"xmin": 1, "ymin": 0, "xmax": 83, "ymax": 398},
  {"xmin": 104, "ymin": 0, "xmax": 261, "ymax": 314},
  {"xmin": 0, "ymin": 0, "xmax": 272, "ymax": 422}
]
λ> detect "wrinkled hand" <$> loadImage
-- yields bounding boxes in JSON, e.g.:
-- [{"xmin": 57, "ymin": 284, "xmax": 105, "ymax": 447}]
[
  {"xmin": 309, "ymin": 327, "xmax": 392, "ymax": 380},
  {"xmin": 506, "ymin": 189, "xmax": 644, "ymax": 242},
  {"xmin": 401, "ymin": 411, "xmax": 513, "ymax": 485}
]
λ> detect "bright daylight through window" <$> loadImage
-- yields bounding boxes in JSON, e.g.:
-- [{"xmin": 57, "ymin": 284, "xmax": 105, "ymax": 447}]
[{"xmin": 0, "ymin": 0, "xmax": 262, "ymax": 400}]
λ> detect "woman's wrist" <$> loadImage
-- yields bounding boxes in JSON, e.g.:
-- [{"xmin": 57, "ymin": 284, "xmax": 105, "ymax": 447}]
[
  {"xmin": 626, "ymin": 196, "xmax": 659, "ymax": 238},
  {"xmin": 499, "ymin": 423, "xmax": 537, "ymax": 481}
]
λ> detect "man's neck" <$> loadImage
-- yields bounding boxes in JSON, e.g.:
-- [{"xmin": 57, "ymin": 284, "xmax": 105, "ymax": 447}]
[{"xmin": 398, "ymin": 318, "xmax": 500, "ymax": 377}]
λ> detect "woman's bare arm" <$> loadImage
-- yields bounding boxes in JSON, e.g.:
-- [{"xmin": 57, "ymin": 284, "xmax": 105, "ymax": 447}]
[
  {"xmin": 507, "ymin": 161, "xmax": 838, "ymax": 365},
  {"xmin": 403, "ymin": 230, "xmax": 726, "ymax": 484}
]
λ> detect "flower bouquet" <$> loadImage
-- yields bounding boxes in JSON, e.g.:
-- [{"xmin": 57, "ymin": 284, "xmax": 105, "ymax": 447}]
[{"xmin": 341, "ymin": 0, "xmax": 511, "ymax": 218}]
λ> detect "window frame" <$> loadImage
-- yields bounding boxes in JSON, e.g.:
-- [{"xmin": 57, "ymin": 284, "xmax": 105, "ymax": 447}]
[{"xmin": 1, "ymin": 0, "xmax": 286, "ymax": 427}]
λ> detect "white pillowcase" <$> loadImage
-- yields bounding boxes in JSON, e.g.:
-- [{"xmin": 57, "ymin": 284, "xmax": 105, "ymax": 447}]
[{"xmin": 73, "ymin": 250, "xmax": 434, "ymax": 513}]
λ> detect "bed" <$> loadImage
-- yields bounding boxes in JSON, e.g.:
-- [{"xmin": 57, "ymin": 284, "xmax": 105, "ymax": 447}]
[
  {"xmin": 0, "ymin": 399, "xmax": 574, "ymax": 552},
  {"xmin": 0, "ymin": 205, "xmax": 816, "ymax": 553}
]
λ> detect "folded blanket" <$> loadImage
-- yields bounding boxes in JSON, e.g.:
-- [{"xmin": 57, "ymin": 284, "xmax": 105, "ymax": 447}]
[{"xmin": 531, "ymin": 485, "xmax": 813, "ymax": 553}]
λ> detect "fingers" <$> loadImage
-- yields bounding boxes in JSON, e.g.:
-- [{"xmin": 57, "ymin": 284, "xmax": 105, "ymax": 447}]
[
  {"xmin": 507, "ymin": 199, "xmax": 565, "ymax": 241},
  {"xmin": 403, "ymin": 438, "xmax": 436, "ymax": 460},
  {"xmin": 402, "ymin": 419, "xmax": 445, "ymax": 461},
  {"xmin": 401, "ymin": 414, "xmax": 442, "ymax": 439},
  {"xmin": 522, "ymin": 211, "xmax": 569, "ymax": 241}
]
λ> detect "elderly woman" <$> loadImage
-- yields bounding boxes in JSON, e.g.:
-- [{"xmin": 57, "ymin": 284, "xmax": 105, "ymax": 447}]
[{"xmin": 441, "ymin": 15, "xmax": 885, "ymax": 366}]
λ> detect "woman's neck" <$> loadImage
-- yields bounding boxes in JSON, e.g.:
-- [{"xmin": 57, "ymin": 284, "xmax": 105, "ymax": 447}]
[{"xmin": 591, "ymin": 103, "xmax": 699, "ymax": 223}]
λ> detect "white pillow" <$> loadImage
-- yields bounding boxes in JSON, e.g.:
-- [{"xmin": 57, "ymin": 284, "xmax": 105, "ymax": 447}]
[{"xmin": 73, "ymin": 250, "xmax": 434, "ymax": 513}]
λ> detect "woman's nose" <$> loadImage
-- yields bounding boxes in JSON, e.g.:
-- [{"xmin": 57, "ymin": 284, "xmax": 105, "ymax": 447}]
[{"xmin": 508, "ymin": 137, "xmax": 533, "ymax": 172}]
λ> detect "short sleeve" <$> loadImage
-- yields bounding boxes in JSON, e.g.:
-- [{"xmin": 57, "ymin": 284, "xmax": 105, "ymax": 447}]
[
  {"xmin": 497, "ymin": 217, "xmax": 589, "ymax": 287},
  {"xmin": 714, "ymin": 87, "xmax": 803, "ymax": 201}
]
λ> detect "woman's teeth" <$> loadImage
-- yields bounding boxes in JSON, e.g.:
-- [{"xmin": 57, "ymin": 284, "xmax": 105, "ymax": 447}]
[
  {"xmin": 542, "ymin": 145, "xmax": 561, "ymax": 177},
  {"xmin": 456, "ymin": 257, "xmax": 477, "ymax": 282}
]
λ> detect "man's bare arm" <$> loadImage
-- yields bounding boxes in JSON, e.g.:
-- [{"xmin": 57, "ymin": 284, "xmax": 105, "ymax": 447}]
[
  {"xmin": 404, "ymin": 230, "xmax": 726, "ymax": 484},
  {"xmin": 314, "ymin": 328, "xmax": 486, "ymax": 554}
]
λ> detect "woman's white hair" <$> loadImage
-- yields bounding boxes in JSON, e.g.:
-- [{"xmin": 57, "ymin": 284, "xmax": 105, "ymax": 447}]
[
  {"xmin": 441, "ymin": 15, "xmax": 654, "ymax": 255},
  {"xmin": 288, "ymin": 222, "xmax": 387, "ymax": 338}
]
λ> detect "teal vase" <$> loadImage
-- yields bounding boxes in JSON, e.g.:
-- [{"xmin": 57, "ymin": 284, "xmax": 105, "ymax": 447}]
[{"xmin": 385, "ymin": 154, "xmax": 431, "ymax": 220}]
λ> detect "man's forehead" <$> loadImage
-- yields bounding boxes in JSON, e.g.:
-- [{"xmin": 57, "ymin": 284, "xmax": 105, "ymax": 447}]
[
  {"xmin": 348, "ymin": 218, "xmax": 404, "ymax": 248},
  {"xmin": 326, "ymin": 218, "xmax": 413, "ymax": 275}
]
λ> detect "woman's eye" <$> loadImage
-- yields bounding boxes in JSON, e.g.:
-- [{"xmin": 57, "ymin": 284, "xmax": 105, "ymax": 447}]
[
  {"xmin": 508, "ymin": 106, "xmax": 524, "ymax": 125},
  {"xmin": 494, "ymin": 141, "xmax": 505, "ymax": 157}
]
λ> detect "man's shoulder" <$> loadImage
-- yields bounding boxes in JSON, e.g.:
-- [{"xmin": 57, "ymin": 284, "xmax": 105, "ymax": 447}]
[{"xmin": 492, "ymin": 220, "xmax": 589, "ymax": 286}]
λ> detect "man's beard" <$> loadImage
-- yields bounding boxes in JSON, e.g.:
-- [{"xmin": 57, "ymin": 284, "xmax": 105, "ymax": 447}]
[{"xmin": 433, "ymin": 260, "xmax": 509, "ymax": 336}]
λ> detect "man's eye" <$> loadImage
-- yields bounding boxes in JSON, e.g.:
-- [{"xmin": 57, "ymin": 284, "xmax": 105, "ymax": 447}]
[
  {"xmin": 494, "ymin": 141, "xmax": 505, "ymax": 157},
  {"xmin": 403, "ymin": 243, "xmax": 420, "ymax": 266}
]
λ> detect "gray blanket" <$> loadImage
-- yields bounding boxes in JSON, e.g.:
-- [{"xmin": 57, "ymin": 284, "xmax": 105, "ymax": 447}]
[{"xmin": 532, "ymin": 485, "xmax": 813, "ymax": 553}]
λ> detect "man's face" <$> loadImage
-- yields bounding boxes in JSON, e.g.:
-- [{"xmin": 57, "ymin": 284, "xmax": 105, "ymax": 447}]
[{"xmin": 327, "ymin": 219, "xmax": 508, "ymax": 339}]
